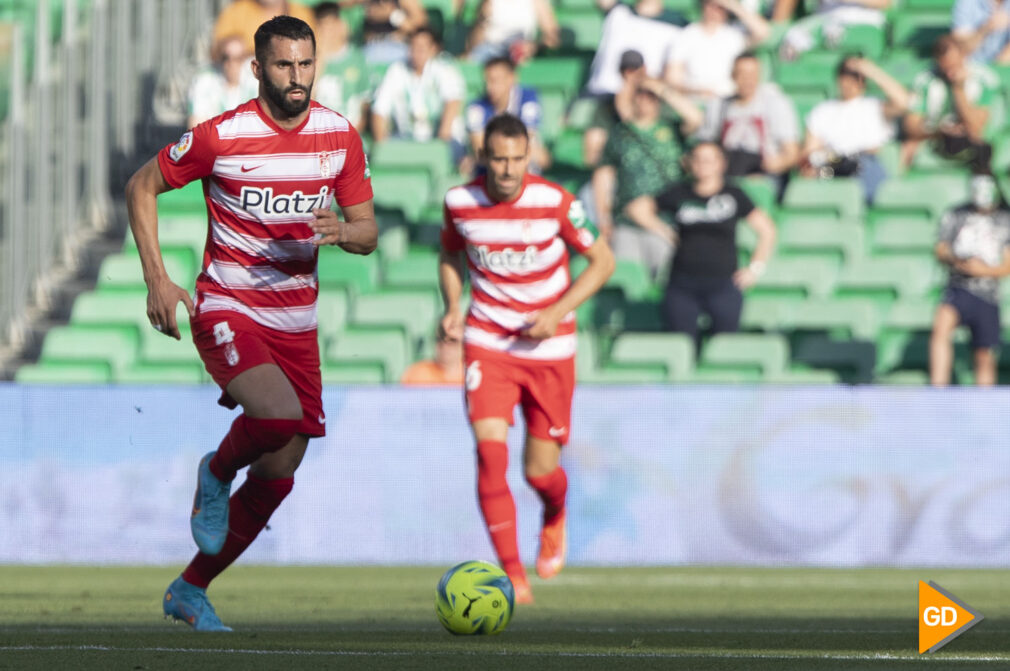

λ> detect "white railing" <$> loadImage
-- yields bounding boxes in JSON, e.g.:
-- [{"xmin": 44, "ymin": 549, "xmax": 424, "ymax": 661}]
[{"xmin": 0, "ymin": 0, "xmax": 225, "ymax": 357}]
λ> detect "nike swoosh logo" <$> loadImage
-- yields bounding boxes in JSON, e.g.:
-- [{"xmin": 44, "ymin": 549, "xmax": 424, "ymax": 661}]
[
  {"xmin": 240, "ymin": 164, "xmax": 265, "ymax": 173},
  {"xmin": 548, "ymin": 427, "xmax": 566, "ymax": 438},
  {"xmin": 317, "ymin": 414, "xmax": 326, "ymax": 424}
]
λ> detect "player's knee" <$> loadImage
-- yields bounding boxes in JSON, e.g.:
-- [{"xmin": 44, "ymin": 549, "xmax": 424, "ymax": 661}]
[
  {"xmin": 245, "ymin": 416, "xmax": 302, "ymax": 451},
  {"xmin": 476, "ymin": 440, "xmax": 508, "ymax": 480}
]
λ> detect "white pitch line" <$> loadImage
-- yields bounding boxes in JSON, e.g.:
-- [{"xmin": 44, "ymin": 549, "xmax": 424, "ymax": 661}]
[{"xmin": 2, "ymin": 645, "xmax": 1009, "ymax": 663}]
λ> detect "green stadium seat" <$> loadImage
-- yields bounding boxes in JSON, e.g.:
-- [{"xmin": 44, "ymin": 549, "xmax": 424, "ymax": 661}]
[
  {"xmin": 320, "ymin": 361, "xmax": 386, "ymax": 384},
  {"xmin": 606, "ymin": 258, "xmax": 657, "ymax": 301},
  {"xmin": 876, "ymin": 298, "xmax": 936, "ymax": 372},
  {"xmin": 538, "ymin": 88, "xmax": 567, "ymax": 144},
  {"xmin": 565, "ymin": 96, "xmax": 598, "ymax": 130},
  {"xmin": 992, "ymin": 132, "xmax": 1010, "ymax": 173},
  {"xmin": 139, "ymin": 332, "xmax": 202, "ymax": 366},
  {"xmin": 97, "ymin": 251, "xmax": 196, "ymax": 290},
  {"xmin": 370, "ymin": 140, "xmax": 453, "ymax": 182},
  {"xmin": 325, "ymin": 327, "xmax": 410, "ymax": 382},
  {"xmin": 738, "ymin": 177, "xmax": 776, "ymax": 214},
  {"xmin": 835, "ymin": 256, "xmax": 938, "ymax": 302},
  {"xmin": 518, "ymin": 57, "xmax": 587, "ymax": 98},
  {"xmin": 383, "ymin": 248, "xmax": 440, "ymax": 290},
  {"xmin": 873, "ymin": 173, "xmax": 970, "ymax": 219},
  {"xmin": 774, "ymin": 52, "xmax": 840, "ymax": 96},
  {"xmin": 158, "ymin": 180, "xmax": 205, "ymax": 215},
  {"xmin": 765, "ymin": 368, "xmax": 842, "ymax": 384},
  {"xmin": 369, "ymin": 168, "xmax": 432, "ymax": 221},
  {"xmin": 555, "ymin": 9, "xmax": 604, "ymax": 52},
  {"xmin": 870, "ymin": 212, "xmax": 935, "ymax": 255},
  {"xmin": 689, "ymin": 367, "xmax": 764, "ymax": 383},
  {"xmin": 575, "ymin": 330, "xmax": 599, "ymax": 378},
  {"xmin": 791, "ymin": 334, "xmax": 876, "ymax": 383},
  {"xmin": 740, "ymin": 295, "xmax": 794, "ymax": 332},
  {"xmin": 350, "ymin": 288, "xmax": 441, "ymax": 345},
  {"xmin": 581, "ymin": 363, "xmax": 668, "ymax": 383},
  {"xmin": 792, "ymin": 90, "xmax": 827, "ymax": 131},
  {"xmin": 876, "ymin": 369, "xmax": 930, "ymax": 384},
  {"xmin": 700, "ymin": 333, "xmax": 789, "ymax": 377},
  {"xmin": 782, "ymin": 178, "xmax": 865, "ymax": 219},
  {"xmin": 317, "ymin": 247, "xmax": 380, "ymax": 295},
  {"xmin": 608, "ymin": 332, "xmax": 695, "ymax": 381},
  {"xmin": 837, "ymin": 24, "xmax": 885, "ymax": 60},
  {"xmin": 317, "ymin": 287, "xmax": 350, "ymax": 338},
  {"xmin": 751, "ymin": 257, "xmax": 839, "ymax": 299},
  {"xmin": 783, "ymin": 297, "xmax": 879, "ymax": 340},
  {"xmin": 552, "ymin": 129, "xmax": 585, "ymax": 168},
  {"xmin": 778, "ymin": 221, "xmax": 865, "ymax": 263},
  {"xmin": 39, "ymin": 325, "xmax": 140, "ymax": 373},
  {"xmin": 881, "ymin": 49, "xmax": 930, "ymax": 88},
  {"xmin": 891, "ymin": 12, "xmax": 951, "ymax": 55},
  {"xmin": 458, "ymin": 60, "xmax": 484, "ymax": 99},
  {"xmin": 14, "ymin": 361, "xmax": 113, "ymax": 384},
  {"xmin": 116, "ymin": 362, "xmax": 206, "ymax": 384},
  {"xmin": 70, "ymin": 289, "xmax": 149, "ymax": 327},
  {"xmin": 377, "ymin": 225, "xmax": 410, "ymax": 262}
]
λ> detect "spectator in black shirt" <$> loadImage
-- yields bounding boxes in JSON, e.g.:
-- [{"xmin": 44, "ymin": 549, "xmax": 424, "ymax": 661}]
[{"xmin": 626, "ymin": 142, "xmax": 776, "ymax": 339}]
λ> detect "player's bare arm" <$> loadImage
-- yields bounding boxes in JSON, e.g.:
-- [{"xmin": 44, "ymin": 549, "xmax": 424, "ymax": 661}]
[
  {"xmin": 438, "ymin": 249, "xmax": 466, "ymax": 342},
  {"xmin": 124, "ymin": 156, "xmax": 195, "ymax": 340},
  {"xmin": 522, "ymin": 238, "xmax": 615, "ymax": 340},
  {"xmin": 310, "ymin": 200, "xmax": 378, "ymax": 254}
]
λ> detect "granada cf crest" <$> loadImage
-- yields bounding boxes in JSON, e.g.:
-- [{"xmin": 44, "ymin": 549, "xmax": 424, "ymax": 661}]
[{"xmin": 319, "ymin": 151, "xmax": 331, "ymax": 178}]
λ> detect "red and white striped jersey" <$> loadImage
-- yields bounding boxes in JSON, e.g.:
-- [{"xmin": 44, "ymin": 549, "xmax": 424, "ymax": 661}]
[
  {"xmin": 441, "ymin": 174, "xmax": 598, "ymax": 361},
  {"xmin": 157, "ymin": 99, "xmax": 373, "ymax": 334}
]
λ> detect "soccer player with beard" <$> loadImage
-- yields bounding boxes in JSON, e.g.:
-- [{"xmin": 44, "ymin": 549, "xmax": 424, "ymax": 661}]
[
  {"xmin": 125, "ymin": 16, "xmax": 376, "ymax": 631},
  {"xmin": 440, "ymin": 114, "xmax": 615, "ymax": 603}
]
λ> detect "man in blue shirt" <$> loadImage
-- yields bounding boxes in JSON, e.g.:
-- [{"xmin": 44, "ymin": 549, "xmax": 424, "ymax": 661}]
[
  {"xmin": 953, "ymin": 0, "xmax": 1010, "ymax": 63},
  {"xmin": 465, "ymin": 57, "xmax": 551, "ymax": 172}
]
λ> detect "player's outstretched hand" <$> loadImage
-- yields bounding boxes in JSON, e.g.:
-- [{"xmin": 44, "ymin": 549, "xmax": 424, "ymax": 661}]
[
  {"xmin": 310, "ymin": 208, "xmax": 343, "ymax": 246},
  {"xmin": 521, "ymin": 308, "xmax": 563, "ymax": 340},
  {"xmin": 147, "ymin": 276, "xmax": 195, "ymax": 340}
]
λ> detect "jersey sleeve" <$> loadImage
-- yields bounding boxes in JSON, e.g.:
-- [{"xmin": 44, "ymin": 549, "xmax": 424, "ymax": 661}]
[
  {"xmin": 732, "ymin": 186, "xmax": 756, "ymax": 219},
  {"xmin": 440, "ymin": 202, "xmax": 467, "ymax": 253},
  {"xmin": 157, "ymin": 122, "xmax": 218, "ymax": 189},
  {"xmin": 334, "ymin": 125, "xmax": 374, "ymax": 207},
  {"xmin": 558, "ymin": 190, "xmax": 599, "ymax": 254}
]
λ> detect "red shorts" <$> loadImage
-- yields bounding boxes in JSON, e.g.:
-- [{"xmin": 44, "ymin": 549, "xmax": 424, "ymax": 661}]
[
  {"xmin": 464, "ymin": 345, "xmax": 575, "ymax": 445},
  {"xmin": 191, "ymin": 310, "xmax": 325, "ymax": 437}
]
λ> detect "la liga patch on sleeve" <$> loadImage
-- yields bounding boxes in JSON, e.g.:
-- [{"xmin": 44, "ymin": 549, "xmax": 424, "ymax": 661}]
[{"xmin": 169, "ymin": 131, "xmax": 193, "ymax": 162}]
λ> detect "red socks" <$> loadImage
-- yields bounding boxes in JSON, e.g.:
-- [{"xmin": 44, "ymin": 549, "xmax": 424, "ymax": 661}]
[
  {"xmin": 526, "ymin": 466, "xmax": 568, "ymax": 523},
  {"xmin": 476, "ymin": 440, "xmax": 523, "ymax": 578},
  {"xmin": 182, "ymin": 473, "xmax": 293, "ymax": 588},
  {"xmin": 209, "ymin": 414, "xmax": 301, "ymax": 482}
]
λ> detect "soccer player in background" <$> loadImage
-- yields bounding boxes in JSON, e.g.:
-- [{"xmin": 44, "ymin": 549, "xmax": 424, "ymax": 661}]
[
  {"xmin": 125, "ymin": 16, "xmax": 376, "ymax": 631},
  {"xmin": 440, "ymin": 113, "xmax": 615, "ymax": 603}
]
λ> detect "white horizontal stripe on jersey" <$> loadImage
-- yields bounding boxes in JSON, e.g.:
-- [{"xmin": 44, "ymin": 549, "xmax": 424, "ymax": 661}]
[
  {"xmin": 445, "ymin": 184, "xmax": 493, "ymax": 209},
  {"xmin": 214, "ymin": 151, "xmax": 347, "ymax": 182},
  {"xmin": 301, "ymin": 108, "xmax": 350, "ymax": 134},
  {"xmin": 515, "ymin": 183, "xmax": 563, "ymax": 208},
  {"xmin": 470, "ymin": 299, "xmax": 574, "ymax": 331},
  {"xmin": 456, "ymin": 218, "xmax": 561, "ymax": 245},
  {"xmin": 205, "ymin": 259, "xmax": 316, "ymax": 292},
  {"xmin": 208, "ymin": 181, "xmax": 333, "ymax": 225},
  {"xmin": 466, "ymin": 237, "xmax": 566, "ymax": 276},
  {"xmin": 215, "ymin": 111, "xmax": 275, "ymax": 140},
  {"xmin": 211, "ymin": 219, "xmax": 316, "ymax": 264},
  {"xmin": 465, "ymin": 326, "xmax": 576, "ymax": 360},
  {"xmin": 470, "ymin": 264, "xmax": 570, "ymax": 306},
  {"xmin": 198, "ymin": 293, "xmax": 318, "ymax": 333}
]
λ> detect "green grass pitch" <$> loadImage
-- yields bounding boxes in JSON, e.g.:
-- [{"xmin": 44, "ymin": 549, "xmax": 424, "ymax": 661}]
[{"xmin": 1, "ymin": 566, "xmax": 1007, "ymax": 670}]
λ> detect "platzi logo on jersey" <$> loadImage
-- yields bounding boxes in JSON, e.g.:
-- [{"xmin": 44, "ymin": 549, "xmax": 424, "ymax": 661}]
[
  {"xmin": 475, "ymin": 245, "xmax": 538, "ymax": 272},
  {"xmin": 918, "ymin": 581, "xmax": 983, "ymax": 653},
  {"xmin": 240, "ymin": 185, "xmax": 330, "ymax": 216}
]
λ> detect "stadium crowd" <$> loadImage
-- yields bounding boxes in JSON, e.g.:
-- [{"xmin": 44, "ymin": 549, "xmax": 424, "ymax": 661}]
[{"xmin": 181, "ymin": 0, "xmax": 1010, "ymax": 385}]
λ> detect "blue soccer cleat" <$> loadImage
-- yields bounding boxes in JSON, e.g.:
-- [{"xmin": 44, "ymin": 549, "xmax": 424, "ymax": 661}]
[
  {"xmin": 163, "ymin": 576, "xmax": 233, "ymax": 632},
  {"xmin": 190, "ymin": 451, "xmax": 232, "ymax": 556}
]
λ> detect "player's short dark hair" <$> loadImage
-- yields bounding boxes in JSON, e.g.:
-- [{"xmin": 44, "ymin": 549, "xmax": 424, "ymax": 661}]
[
  {"xmin": 734, "ymin": 51, "xmax": 759, "ymax": 66},
  {"xmin": 313, "ymin": 2, "xmax": 341, "ymax": 21},
  {"xmin": 483, "ymin": 113, "xmax": 529, "ymax": 152},
  {"xmin": 254, "ymin": 15, "xmax": 316, "ymax": 63},
  {"xmin": 410, "ymin": 26, "xmax": 441, "ymax": 47},
  {"xmin": 484, "ymin": 56, "xmax": 515, "ymax": 72}
]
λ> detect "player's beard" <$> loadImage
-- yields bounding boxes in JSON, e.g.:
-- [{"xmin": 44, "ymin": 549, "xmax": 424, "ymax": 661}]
[{"xmin": 262, "ymin": 77, "xmax": 312, "ymax": 118}]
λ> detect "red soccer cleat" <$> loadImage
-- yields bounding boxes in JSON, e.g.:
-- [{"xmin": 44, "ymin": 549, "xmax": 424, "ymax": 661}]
[
  {"xmin": 509, "ymin": 572, "xmax": 534, "ymax": 604},
  {"xmin": 535, "ymin": 509, "xmax": 567, "ymax": 580}
]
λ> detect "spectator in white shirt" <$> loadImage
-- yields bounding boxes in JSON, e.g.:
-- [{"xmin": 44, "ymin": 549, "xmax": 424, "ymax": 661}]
[
  {"xmin": 696, "ymin": 51, "xmax": 800, "ymax": 198},
  {"xmin": 585, "ymin": 0, "xmax": 683, "ymax": 97},
  {"xmin": 801, "ymin": 56, "xmax": 909, "ymax": 203},
  {"xmin": 188, "ymin": 34, "xmax": 258, "ymax": 129},
  {"xmin": 371, "ymin": 27, "xmax": 465, "ymax": 148},
  {"xmin": 467, "ymin": 0, "xmax": 560, "ymax": 64},
  {"xmin": 667, "ymin": 0, "xmax": 770, "ymax": 102}
]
